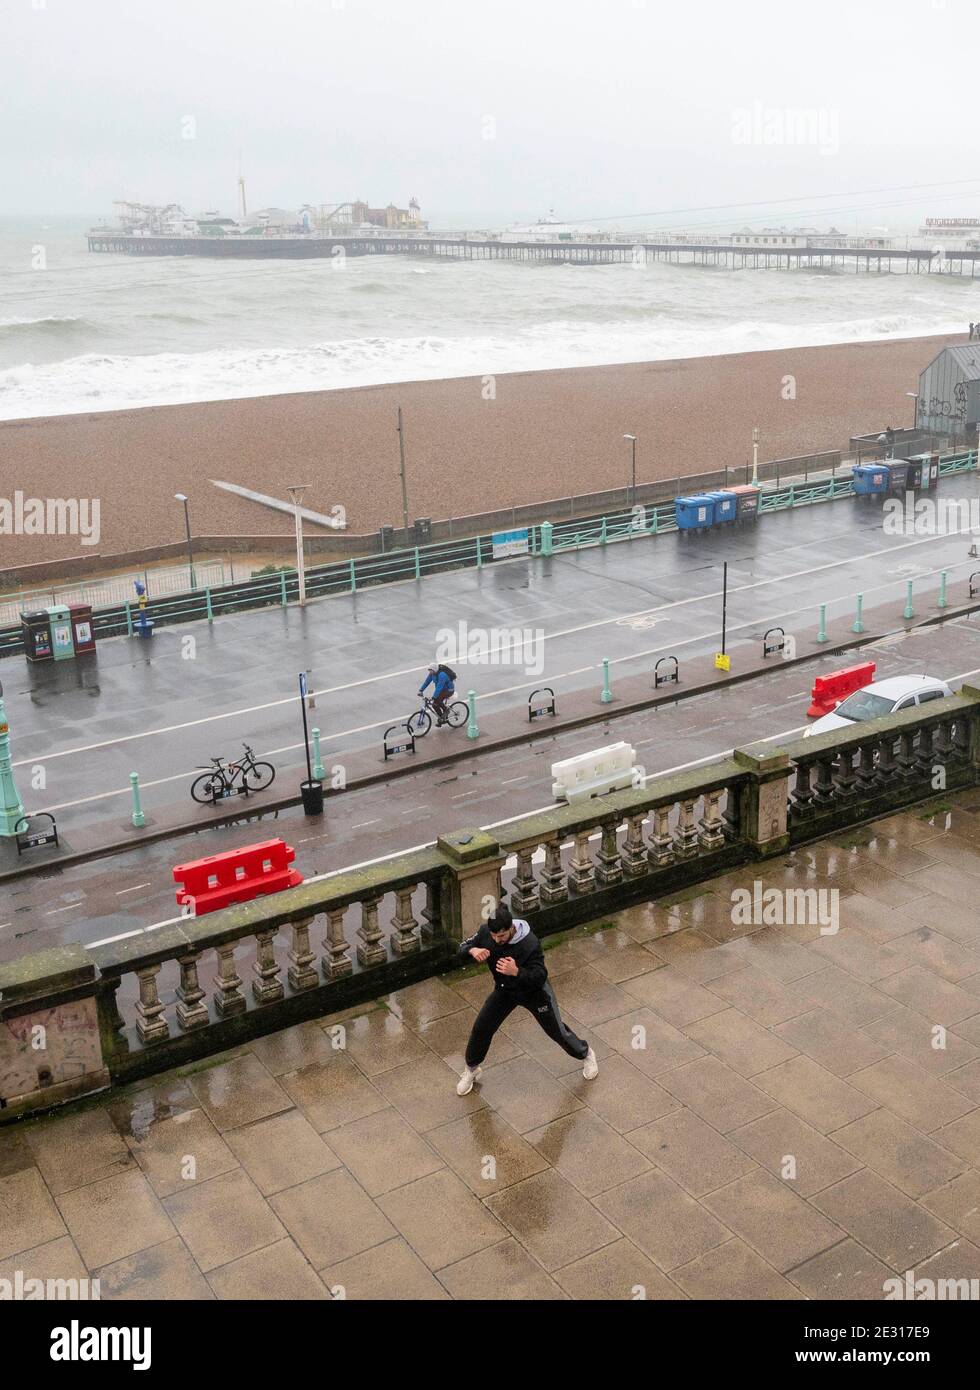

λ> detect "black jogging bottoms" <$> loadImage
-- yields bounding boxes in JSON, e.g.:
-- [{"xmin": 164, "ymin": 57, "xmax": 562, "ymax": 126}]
[{"xmin": 464, "ymin": 982, "xmax": 589, "ymax": 1068}]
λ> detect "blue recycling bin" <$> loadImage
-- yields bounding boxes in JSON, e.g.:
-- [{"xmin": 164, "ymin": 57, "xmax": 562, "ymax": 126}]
[
  {"xmin": 707, "ymin": 491, "xmax": 737, "ymax": 524},
  {"xmin": 675, "ymin": 495, "xmax": 714, "ymax": 530},
  {"xmin": 851, "ymin": 464, "xmax": 889, "ymax": 495}
]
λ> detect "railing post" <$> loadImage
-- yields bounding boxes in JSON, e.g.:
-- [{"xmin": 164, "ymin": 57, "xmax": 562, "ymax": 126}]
[
  {"xmin": 817, "ymin": 603, "xmax": 828, "ymax": 643},
  {"xmin": 414, "ymin": 547, "xmax": 421, "ymax": 580},
  {"xmin": 280, "ymin": 570, "xmax": 288, "ymax": 607},
  {"xmin": 475, "ymin": 535, "xmax": 483, "ymax": 569},
  {"xmin": 125, "ymin": 600, "xmax": 133, "ymax": 637},
  {"xmin": 205, "ymin": 588, "xmax": 214, "ymax": 623},
  {"xmin": 436, "ymin": 829, "xmax": 506, "ymax": 948},
  {"xmin": 129, "ymin": 771, "xmax": 145, "ymax": 828},
  {"xmin": 350, "ymin": 559, "xmax": 357, "ymax": 594},
  {"xmin": 539, "ymin": 521, "xmax": 554, "ymax": 557}
]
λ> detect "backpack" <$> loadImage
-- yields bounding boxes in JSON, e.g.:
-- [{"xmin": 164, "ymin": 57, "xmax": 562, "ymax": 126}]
[{"xmin": 437, "ymin": 663, "xmax": 457, "ymax": 683}]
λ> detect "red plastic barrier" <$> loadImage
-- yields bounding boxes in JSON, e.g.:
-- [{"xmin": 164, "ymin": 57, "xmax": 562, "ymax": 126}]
[
  {"xmin": 807, "ymin": 661, "xmax": 876, "ymax": 719},
  {"xmin": 173, "ymin": 838, "xmax": 304, "ymax": 915}
]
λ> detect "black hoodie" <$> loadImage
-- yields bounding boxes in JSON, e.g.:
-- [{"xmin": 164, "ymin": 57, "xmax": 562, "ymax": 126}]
[{"xmin": 458, "ymin": 919, "xmax": 547, "ymax": 997}]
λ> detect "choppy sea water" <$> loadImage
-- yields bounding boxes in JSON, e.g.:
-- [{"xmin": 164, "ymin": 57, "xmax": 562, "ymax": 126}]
[{"xmin": 0, "ymin": 215, "xmax": 975, "ymax": 422}]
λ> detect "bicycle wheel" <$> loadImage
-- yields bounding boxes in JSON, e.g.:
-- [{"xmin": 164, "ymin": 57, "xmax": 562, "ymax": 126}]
[
  {"xmin": 191, "ymin": 773, "xmax": 223, "ymax": 805},
  {"xmin": 243, "ymin": 761, "xmax": 276, "ymax": 792},
  {"xmin": 445, "ymin": 701, "xmax": 468, "ymax": 729},
  {"xmin": 407, "ymin": 708, "xmax": 432, "ymax": 737}
]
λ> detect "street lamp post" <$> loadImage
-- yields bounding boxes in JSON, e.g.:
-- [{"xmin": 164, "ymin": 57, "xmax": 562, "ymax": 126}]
[
  {"xmin": 0, "ymin": 680, "xmax": 26, "ymax": 838},
  {"xmin": 396, "ymin": 407, "xmax": 409, "ymax": 535},
  {"xmin": 751, "ymin": 427, "xmax": 760, "ymax": 486},
  {"xmin": 623, "ymin": 434, "xmax": 637, "ymax": 506},
  {"xmin": 906, "ymin": 391, "xmax": 918, "ymax": 431},
  {"xmin": 286, "ymin": 484, "xmax": 311, "ymax": 607},
  {"xmin": 174, "ymin": 493, "xmax": 197, "ymax": 590}
]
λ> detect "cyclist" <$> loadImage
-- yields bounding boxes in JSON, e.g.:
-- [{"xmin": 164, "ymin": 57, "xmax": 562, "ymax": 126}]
[{"xmin": 419, "ymin": 662, "xmax": 456, "ymax": 725}]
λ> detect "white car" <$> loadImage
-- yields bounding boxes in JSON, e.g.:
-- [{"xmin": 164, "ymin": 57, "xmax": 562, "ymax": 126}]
[{"xmin": 805, "ymin": 674, "xmax": 955, "ymax": 737}]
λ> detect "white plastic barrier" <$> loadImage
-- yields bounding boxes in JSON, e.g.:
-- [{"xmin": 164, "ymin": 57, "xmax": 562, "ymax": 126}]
[{"xmin": 551, "ymin": 741, "xmax": 639, "ymax": 804}]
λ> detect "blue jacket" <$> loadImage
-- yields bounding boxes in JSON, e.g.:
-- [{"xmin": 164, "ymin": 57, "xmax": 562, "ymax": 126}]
[{"xmin": 420, "ymin": 668, "xmax": 453, "ymax": 697}]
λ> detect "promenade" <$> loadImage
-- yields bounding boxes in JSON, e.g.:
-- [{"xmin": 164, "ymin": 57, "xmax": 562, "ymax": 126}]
[{"xmin": 4, "ymin": 798, "xmax": 980, "ymax": 1300}]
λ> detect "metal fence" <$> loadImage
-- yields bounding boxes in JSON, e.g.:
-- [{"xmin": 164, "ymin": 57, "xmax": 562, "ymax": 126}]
[{"xmin": 0, "ymin": 559, "xmax": 229, "ymax": 626}]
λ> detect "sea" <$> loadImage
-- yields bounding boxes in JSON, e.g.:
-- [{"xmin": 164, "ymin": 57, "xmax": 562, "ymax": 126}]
[{"xmin": 0, "ymin": 214, "xmax": 975, "ymax": 423}]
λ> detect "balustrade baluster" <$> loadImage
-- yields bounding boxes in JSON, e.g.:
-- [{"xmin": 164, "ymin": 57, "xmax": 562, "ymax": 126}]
[
  {"xmin": 390, "ymin": 887, "xmax": 420, "ymax": 956},
  {"xmin": 914, "ymin": 722, "xmax": 935, "ymax": 778},
  {"xmin": 855, "ymin": 742, "xmax": 878, "ymax": 793},
  {"xmin": 214, "ymin": 944, "xmax": 247, "ymax": 1017},
  {"xmin": 322, "ymin": 907, "xmax": 353, "ymax": 981},
  {"xmin": 698, "ymin": 791, "xmax": 725, "ymax": 850},
  {"xmin": 833, "ymin": 749, "xmax": 857, "ymax": 799},
  {"xmin": 648, "ymin": 805, "xmax": 675, "ymax": 866},
  {"xmin": 288, "ymin": 917, "xmax": 319, "ymax": 990},
  {"xmin": 595, "ymin": 821, "xmax": 624, "ymax": 886},
  {"xmin": 135, "ymin": 964, "xmax": 169, "ymax": 1043},
  {"xmin": 621, "ymin": 814, "xmax": 649, "ymax": 876},
  {"xmin": 569, "ymin": 830, "xmax": 596, "ymax": 893},
  {"xmin": 673, "ymin": 798, "xmax": 699, "ymax": 859},
  {"xmin": 356, "ymin": 895, "xmax": 387, "ymax": 967},
  {"xmin": 176, "ymin": 951, "xmax": 209, "ymax": 1030},
  {"xmin": 792, "ymin": 760, "xmax": 815, "ymax": 813},
  {"xmin": 539, "ymin": 840, "xmax": 569, "ymax": 903},
  {"xmin": 510, "ymin": 846, "xmax": 541, "ymax": 914},
  {"xmin": 812, "ymin": 756, "xmax": 836, "ymax": 807}
]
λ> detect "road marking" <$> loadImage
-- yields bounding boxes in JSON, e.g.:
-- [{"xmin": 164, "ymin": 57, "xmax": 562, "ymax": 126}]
[
  {"xmin": 351, "ymin": 819, "xmax": 381, "ymax": 829},
  {"xmin": 116, "ymin": 883, "xmax": 151, "ymax": 895},
  {"xmin": 45, "ymin": 903, "xmax": 82, "ymax": 915}
]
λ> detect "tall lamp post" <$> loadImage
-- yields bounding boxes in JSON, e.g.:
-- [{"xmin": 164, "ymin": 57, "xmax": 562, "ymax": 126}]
[
  {"xmin": 623, "ymin": 434, "xmax": 637, "ymax": 506},
  {"xmin": 396, "ymin": 407, "xmax": 410, "ymax": 534},
  {"xmin": 286, "ymin": 484, "xmax": 311, "ymax": 607},
  {"xmin": 906, "ymin": 391, "xmax": 918, "ymax": 431},
  {"xmin": 0, "ymin": 679, "xmax": 26, "ymax": 839},
  {"xmin": 751, "ymin": 427, "xmax": 760, "ymax": 486},
  {"xmin": 174, "ymin": 493, "xmax": 197, "ymax": 590}
]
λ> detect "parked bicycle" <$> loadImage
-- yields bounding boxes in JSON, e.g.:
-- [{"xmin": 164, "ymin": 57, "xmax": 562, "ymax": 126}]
[
  {"xmin": 190, "ymin": 743, "xmax": 277, "ymax": 804},
  {"xmin": 407, "ymin": 693, "xmax": 468, "ymax": 737}
]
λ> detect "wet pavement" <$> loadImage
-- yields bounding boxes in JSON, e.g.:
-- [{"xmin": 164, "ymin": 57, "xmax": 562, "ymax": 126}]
[
  {"xmin": 4, "ymin": 797, "xmax": 980, "ymax": 1300},
  {"xmin": 4, "ymin": 613, "xmax": 980, "ymax": 959},
  {"xmin": 5, "ymin": 473, "xmax": 980, "ymax": 838}
]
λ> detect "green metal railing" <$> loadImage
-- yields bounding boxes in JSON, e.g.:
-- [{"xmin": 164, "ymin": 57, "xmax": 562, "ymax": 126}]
[{"xmin": 0, "ymin": 449, "xmax": 974, "ymax": 658}]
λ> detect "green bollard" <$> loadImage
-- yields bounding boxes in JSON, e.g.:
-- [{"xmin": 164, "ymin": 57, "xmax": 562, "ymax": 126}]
[
  {"xmin": 205, "ymin": 588, "xmax": 214, "ymax": 623},
  {"xmin": 817, "ymin": 603, "xmax": 828, "ymax": 643},
  {"xmin": 852, "ymin": 593, "xmax": 864, "ymax": 634},
  {"xmin": 904, "ymin": 580, "xmax": 914, "ymax": 620},
  {"xmin": 938, "ymin": 570, "xmax": 948, "ymax": 610},
  {"xmin": 600, "ymin": 517, "xmax": 608, "ymax": 546},
  {"xmin": 466, "ymin": 690, "xmax": 479, "ymax": 740},
  {"xmin": 540, "ymin": 521, "xmax": 554, "ymax": 557},
  {"xmin": 129, "ymin": 771, "xmax": 145, "ymax": 828},
  {"xmin": 311, "ymin": 727, "xmax": 325, "ymax": 781},
  {"xmin": 601, "ymin": 657, "xmax": 613, "ymax": 704}
]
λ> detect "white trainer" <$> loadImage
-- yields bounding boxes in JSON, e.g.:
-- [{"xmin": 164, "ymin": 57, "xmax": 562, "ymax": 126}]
[
  {"xmin": 456, "ymin": 1065, "xmax": 482, "ymax": 1096},
  {"xmin": 582, "ymin": 1047, "xmax": 599, "ymax": 1081}
]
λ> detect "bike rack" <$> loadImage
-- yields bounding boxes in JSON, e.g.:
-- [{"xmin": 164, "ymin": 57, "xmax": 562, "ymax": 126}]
[
  {"xmin": 14, "ymin": 812, "xmax": 59, "ymax": 856},
  {"xmin": 383, "ymin": 722, "xmax": 417, "ymax": 761},
  {"xmin": 654, "ymin": 655, "xmax": 679, "ymax": 688},
  {"xmin": 971, "ymin": 572, "xmax": 980, "ymax": 598},
  {"xmin": 528, "ymin": 687, "xmax": 556, "ymax": 722},
  {"xmin": 763, "ymin": 626, "xmax": 786, "ymax": 658}
]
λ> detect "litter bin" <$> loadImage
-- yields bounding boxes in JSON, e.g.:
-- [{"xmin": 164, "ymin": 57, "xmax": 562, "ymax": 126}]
[
  {"xmin": 908, "ymin": 452, "xmax": 939, "ymax": 489},
  {"xmin": 886, "ymin": 460, "xmax": 914, "ymax": 494},
  {"xmin": 21, "ymin": 610, "xmax": 53, "ymax": 662},
  {"xmin": 300, "ymin": 779, "xmax": 324, "ymax": 816},
  {"xmin": 707, "ymin": 491, "xmax": 737, "ymax": 524},
  {"xmin": 724, "ymin": 484, "xmax": 761, "ymax": 520},
  {"xmin": 414, "ymin": 517, "xmax": 432, "ymax": 545},
  {"xmin": 675, "ymin": 495, "xmax": 714, "ymax": 531},
  {"xmin": 378, "ymin": 524, "xmax": 395, "ymax": 553},
  {"xmin": 68, "ymin": 603, "xmax": 96, "ymax": 654},
  {"xmin": 45, "ymin": 605, "xmax": 75, "ymax": 661},
  {"xmin": 851, "ymin": 464, "xmax": 889, "ymax": 495}
]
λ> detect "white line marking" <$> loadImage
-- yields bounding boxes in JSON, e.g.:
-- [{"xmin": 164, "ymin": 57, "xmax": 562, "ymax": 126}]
[
  {"xmin": 115, "ymin": 883, "xmax": 151, "ymax": 895},
  {"xmin": 45, "ymin": 903, "xmax": 82, "ymax": 915}
]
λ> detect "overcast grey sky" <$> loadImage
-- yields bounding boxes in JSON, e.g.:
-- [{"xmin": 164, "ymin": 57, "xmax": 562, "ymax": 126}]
[{"xmin": 3, "ymin": 0, "xmax": 979, "ymax": 229}]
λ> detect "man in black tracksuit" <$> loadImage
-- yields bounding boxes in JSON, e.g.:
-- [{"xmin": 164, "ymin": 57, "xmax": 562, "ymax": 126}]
[{"xmin": 455, "ymin": 905, "xmax": 598, "ymax": 1094}]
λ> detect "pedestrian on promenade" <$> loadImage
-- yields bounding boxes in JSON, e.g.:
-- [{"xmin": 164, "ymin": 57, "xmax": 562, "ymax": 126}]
[{"xmin": 455, "ymin": 904, "xmax": 598, "ymax": 1094}]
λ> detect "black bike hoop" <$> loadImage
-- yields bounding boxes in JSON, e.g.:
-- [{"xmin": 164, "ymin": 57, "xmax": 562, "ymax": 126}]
[
  {"xmin": 971, "ymin": 572, "xmax": 980, "ymax": 599},
  {"xmin": 654, "ymin": 656, "xmax": 679, "ymax": 688},
  {"xmin": 763, "ymin": 627, "xmax": 786, "ymax": 658},
  {"xmin": 528, "ymin": 687, "xmax": 557, "ymax": 722},
  {"xmin": 384, "ymin": 722, "xmax": 417, "ymax": 761}
]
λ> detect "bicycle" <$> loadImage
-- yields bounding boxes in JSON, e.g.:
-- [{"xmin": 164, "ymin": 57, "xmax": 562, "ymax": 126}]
[
  {"xmin": 190, "ymin": 743, "xmax": 277, "ymax": 805},
  {"xmin": 407, "ymin": 693, "xmax": 468, "ymax": 737}
]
